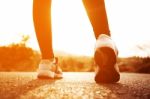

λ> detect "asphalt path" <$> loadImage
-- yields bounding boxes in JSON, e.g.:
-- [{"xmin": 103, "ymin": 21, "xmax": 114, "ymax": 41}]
[{"xmin": 0, "ymin": 72, "xmax": 150, "ymax": 99}]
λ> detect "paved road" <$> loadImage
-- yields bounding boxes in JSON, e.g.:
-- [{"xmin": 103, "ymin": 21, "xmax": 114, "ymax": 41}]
[{"xmin": 0, "ymin": 72, "xmax": 150, "ymax": 99}]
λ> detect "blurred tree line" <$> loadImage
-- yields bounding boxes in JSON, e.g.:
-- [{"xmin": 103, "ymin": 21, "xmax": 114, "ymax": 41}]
[
  {"xmin": 0, "ymin": 35, "xmax": 41, "ymax": 71},
  {"xmin": 0, "ymin": 35, "xmax": 95, "ymax": 72},
  {"xmin": 118, "ymin": 57, "xmax": 150, "ymax": 73},
  {"xmin": 0, "ymin": 35, "xmax": 150, "ymax": 73}
]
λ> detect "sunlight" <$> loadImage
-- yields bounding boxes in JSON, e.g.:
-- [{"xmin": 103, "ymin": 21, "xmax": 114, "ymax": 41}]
[
  {"xmin": 0, "ymin": 0, "xmax": 150, "ymax": 57},
  {"xmin": 52, "ymin": 0, "xmax": 95, "ymax": 56}
]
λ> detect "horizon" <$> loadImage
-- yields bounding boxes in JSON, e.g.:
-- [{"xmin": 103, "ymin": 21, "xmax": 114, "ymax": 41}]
[{"xmin": 0, "ymin": 0, "xmax": 150, "ymax": 57}]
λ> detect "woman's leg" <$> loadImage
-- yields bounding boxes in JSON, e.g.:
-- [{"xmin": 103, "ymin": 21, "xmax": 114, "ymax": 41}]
[
  {"xmin": 82, "ymin": 0, "xmax": 120, "ymax": 83},
  {"xmin": 33, "ymin": 0, "xmax": 54, "ymax": 59},
  {"xmin": 82, "ymin": 0, "xmax": 110, "ymax": 39}
]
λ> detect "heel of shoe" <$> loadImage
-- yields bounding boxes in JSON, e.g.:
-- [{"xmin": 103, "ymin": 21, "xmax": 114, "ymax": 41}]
[{"xmin": 94, "ymin": 47, "xmax": 120, "ymax": 83}]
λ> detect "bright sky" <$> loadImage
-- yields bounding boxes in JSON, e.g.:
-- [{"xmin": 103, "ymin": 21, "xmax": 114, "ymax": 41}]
[{"xmin": 0, "ymin": 0, "xmax": 150, "ymax": 57}]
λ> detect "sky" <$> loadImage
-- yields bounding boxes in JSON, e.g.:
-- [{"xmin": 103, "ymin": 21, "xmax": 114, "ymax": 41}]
[{"xmin": 0, "ymin": 0, "xmax": 150, "ymax": 57}]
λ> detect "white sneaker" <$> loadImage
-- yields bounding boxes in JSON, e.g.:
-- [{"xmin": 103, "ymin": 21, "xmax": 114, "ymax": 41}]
[
  {"xmin": 37, "ymin": 58, "xmax": 63, "ymax": 79},
  {"xmin": 94, "ymin": 34, "xmax": 120, "ymax": 83}
]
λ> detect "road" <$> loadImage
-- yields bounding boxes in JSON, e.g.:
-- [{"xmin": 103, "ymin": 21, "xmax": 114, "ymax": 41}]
[{"xmin": 0, "ymin": 72, "xmax": 150, "ymax": 99}]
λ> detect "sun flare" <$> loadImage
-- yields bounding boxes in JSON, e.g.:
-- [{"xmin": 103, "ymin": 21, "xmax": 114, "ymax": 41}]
[{"xmin": 0, "ymin": 0, "xmax": 150, "ymax": 57}]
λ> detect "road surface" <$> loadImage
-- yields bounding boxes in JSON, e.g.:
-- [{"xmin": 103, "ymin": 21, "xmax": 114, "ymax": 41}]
[{"xmin": 0, "ymin": 72, "xmax": 150, "ymax": 99}]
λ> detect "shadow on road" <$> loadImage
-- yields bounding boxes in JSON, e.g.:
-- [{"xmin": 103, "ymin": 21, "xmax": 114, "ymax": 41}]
[{"xmin": 11, "ymin": 79, "xmax": 57, "ymax": 99}]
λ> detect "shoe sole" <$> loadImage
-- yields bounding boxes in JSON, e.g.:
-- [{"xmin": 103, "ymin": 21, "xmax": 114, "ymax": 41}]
[
  {"xmin": 94, "ymin": 47, "xmax": 120, "ymax": 83},
  {"xmin": 55, "ymin": 73, "xmax": 63, "ymax": 79},
  {"xmin": 37, "ymin": 69, "xmax": 55, "ymax": 79},
  {"xmin": 37, "ymin": 70, "xmax": 63, "ymax": 79}
]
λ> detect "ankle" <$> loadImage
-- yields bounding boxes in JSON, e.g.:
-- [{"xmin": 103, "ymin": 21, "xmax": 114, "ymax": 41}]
[{"xmin": 97, "ymin": 34, "xmax": 111, "ymax": 40}]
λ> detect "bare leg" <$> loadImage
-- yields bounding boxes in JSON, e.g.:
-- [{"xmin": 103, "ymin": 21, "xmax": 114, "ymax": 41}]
[
  {"xmin": 33, "ymin": 0, "xmax": 54, "ymax": 59},
  {"xmin": 82, "ymin": 0, "xmax": 120, "ymax": 83},
  {"xmin": 82, "ymin": 0, "xmax": 110, "ymax": 39}
]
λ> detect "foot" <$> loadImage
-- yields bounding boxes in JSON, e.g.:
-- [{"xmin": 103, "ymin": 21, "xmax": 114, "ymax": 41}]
[
  {"xmin": 94, "ymin": 34, "xmax": 120, "ymax": 83},
  {"xmin": 37, "ymin": 57, "xmax": 63, "ymax": 79}
]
